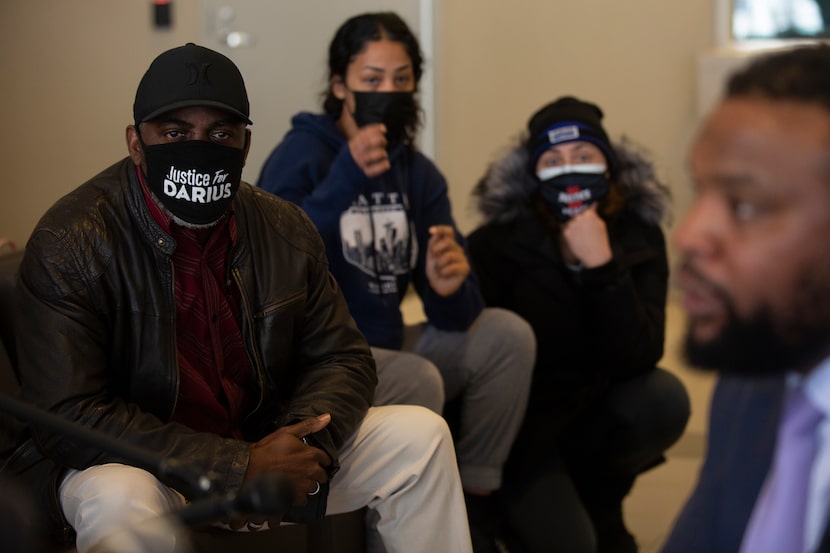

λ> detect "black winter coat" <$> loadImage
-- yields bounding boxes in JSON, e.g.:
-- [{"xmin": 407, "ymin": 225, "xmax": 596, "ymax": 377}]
[{"xmin": 467, "ymin": 136, "xmax": 672, "ymax": 427}]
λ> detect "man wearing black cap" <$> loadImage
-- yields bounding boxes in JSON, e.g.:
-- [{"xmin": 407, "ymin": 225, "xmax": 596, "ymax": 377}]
[
  {"xmin": 467, "ymin": 96, "xmax": 690, "ymax": 552},
  {"xmin": 2, "ymin": 43, "xmax": 473, "ymax": 553}
]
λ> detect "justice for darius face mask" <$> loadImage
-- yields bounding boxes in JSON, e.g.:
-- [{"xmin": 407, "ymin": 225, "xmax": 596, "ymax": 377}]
[
  {"xmin": 143, "ymin": 140, "xmax": 245, "ymax": 225},
  {"xmin": 536, "ymin": 163, "xmax": 609, "ymax": 223},
  {"xmin": 352, "ymin": 91, "xmax": 418, "ymax": 144}
]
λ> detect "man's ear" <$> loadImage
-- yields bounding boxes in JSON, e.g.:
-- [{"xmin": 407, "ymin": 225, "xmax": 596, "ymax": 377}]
[
  {"xmin": 126, "ymin": 125, "xmax": 144, "ymax": 167},
  {"xmin": 242, "ymin": 129, "xmax": 252, "ymax": 167}
]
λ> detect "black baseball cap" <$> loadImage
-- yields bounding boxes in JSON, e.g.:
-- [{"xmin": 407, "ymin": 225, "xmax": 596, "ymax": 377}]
[{"xmin": 133, "ymin": 43, "xmax": 251, "ymax": 125}]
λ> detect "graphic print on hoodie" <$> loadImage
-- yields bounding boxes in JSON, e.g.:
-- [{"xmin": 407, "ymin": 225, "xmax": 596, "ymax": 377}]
[{"xmin": 340, "ymin": 190, "xmax": 417, "ymax": 296}]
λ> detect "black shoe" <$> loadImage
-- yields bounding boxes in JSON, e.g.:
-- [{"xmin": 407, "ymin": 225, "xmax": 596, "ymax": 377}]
[
  {"xmin": 497, "ymin": 530, "xmax": 528, "ymax": 553},
  {"xmin": 466, "ymin": 493, "xmax": 510, "ymax": 553},
  {"xmin": 589, "ymin": 502, "xmax": 638, "ymax": 553},
  {"xmin": 470, "ymin": 523, "xmax": 511, "ymax": 553},
  {"xmin": 597, "ymin": 529, "xmax": 637, "ymax": 553}
]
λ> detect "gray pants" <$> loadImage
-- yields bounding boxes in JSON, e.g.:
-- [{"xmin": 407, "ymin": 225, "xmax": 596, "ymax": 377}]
[{"xmin": 372, "ymin": 307, "xmax": 536, "ymax": 491}]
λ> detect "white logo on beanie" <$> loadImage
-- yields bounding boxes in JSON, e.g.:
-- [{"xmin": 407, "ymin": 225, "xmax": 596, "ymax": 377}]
[{"xmin": 547, "ymin": 125, "xmax": 581, "ymax": 145}]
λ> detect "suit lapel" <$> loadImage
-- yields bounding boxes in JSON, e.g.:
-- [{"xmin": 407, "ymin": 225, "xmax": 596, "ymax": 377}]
[{"xmin": 710, "ymin": 376, "xmax": 786, "ymax": 551}]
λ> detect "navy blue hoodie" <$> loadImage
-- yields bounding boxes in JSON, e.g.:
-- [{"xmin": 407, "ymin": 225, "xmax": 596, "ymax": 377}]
[{"xmin": 257, "ymin": 112, "xmax": 483, "ymax": 349}]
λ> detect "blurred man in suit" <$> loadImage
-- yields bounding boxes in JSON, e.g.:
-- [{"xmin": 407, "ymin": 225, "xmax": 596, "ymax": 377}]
[{"xmin": 662, "ymin": 43, "xmax": 830, "ymax": 553}]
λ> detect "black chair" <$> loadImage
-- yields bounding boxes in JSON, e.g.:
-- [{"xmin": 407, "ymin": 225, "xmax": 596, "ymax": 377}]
[
  {"xmin": 0, "ymin": 248, "xmax": 23, "ymax": 386},
  {"xmin": 0, "ymin": 249, "xmax": 365, "ymax": 553}
]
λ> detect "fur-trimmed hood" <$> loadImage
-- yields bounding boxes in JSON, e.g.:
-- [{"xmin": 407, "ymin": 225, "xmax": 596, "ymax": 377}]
[{"xmin": 472, "ymin": 133, "xmax": 672, "ymax": 226}]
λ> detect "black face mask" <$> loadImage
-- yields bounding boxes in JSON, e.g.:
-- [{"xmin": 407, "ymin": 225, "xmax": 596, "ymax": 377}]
[
  {"xmin": 537, "ymin": 169, "xmax": 610, "ymax": 223},
  {"xmin": 143, "ymin": 140, "xmax": 245, "ymax": 226},
  {"xmin": 352, "ymin": 91, "xmax": 418, "ymax": 144}
]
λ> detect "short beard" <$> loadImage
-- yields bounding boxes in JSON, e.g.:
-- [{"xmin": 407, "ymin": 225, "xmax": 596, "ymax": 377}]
[
  {"xmin": 683, "ymin": 285, "xmax": 830, "ymax": 377},
  {"xmin": 168, "ymin": 211, "xmax": 223, "ymax": 230}
]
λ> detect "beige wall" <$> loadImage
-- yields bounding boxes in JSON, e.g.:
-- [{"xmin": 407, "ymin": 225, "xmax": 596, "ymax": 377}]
[
  {"xmin": 0, "ymin": 0, "xmax": 713, "ymax": 255},
  {"xmin": 432, "ymin": 1, "xmax": 713, "ymax": 238},
  {"xmin": 0, "ymin": 0, "xmax": 203, "ymax": 248}
]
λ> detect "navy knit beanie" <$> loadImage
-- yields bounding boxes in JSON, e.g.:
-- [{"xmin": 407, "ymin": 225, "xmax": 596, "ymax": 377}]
[{"xmin": 526, "ymin": 96, "xmax": 618, "ymax": 176}]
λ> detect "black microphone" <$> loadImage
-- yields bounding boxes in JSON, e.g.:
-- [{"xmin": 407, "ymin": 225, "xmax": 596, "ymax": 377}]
[
  {"xmin": 0, "ymin": 391, "xmax": 216, "ymax": 498},
  {"xmin": 174, "ymin": 472, "xmax": 293, "ymax": 527}
]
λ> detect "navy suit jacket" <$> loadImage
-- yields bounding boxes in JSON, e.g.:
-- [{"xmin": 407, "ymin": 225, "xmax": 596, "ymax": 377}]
[{"xmin": 662, "ymin": 374, "xmax": 830, "ymax": 553}]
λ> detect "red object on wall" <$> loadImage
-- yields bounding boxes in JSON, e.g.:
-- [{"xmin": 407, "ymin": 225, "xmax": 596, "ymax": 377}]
[{"xmin": 153, "ymin": 0, "xmax": 172, "ymax": 29}]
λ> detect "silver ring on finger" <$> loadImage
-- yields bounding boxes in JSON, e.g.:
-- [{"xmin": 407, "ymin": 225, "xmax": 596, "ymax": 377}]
[
  {"xmin": 247, "ymin": 521, "xmax": 265, "ymax": 532},
  {"xmin": 308, "ymin": 481, "xmax": 321, "ymax": 496}
]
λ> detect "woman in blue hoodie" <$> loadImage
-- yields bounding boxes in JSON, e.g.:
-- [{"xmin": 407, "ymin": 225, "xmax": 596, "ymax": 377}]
[{"xmin": 257, "ymin": 12, "xmax": 535, "ymax": 552}]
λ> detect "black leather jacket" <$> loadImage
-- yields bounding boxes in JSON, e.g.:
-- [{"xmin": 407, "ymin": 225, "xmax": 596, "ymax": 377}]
[{"xmin": 3, "ymin": 158, "xmax": 375, "ymax": 526}]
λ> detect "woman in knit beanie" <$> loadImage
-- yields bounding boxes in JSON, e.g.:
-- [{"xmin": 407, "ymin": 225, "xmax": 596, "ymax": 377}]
[{"xmin": 467, "ymin": 96, "xmax": 691, "ymax": 553}]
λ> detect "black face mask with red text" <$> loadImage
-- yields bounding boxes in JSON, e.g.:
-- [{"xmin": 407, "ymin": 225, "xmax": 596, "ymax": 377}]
[{"xmin": 536, "ymin": 164, "xmax": 609, "ymax": 222}]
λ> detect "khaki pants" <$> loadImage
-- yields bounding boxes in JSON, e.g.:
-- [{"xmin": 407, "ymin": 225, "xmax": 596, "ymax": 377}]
[{"xmin": 60, "ymin": 405, "xmax": 473, "ymax": 553}]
